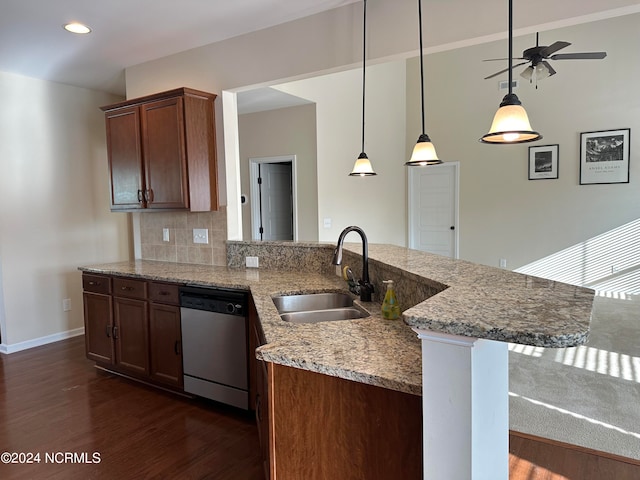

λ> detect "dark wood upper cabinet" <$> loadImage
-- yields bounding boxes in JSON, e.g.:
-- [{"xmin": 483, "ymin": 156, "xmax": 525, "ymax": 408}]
[{"xmin": 101, "ymin": 87, "xmax": 219, "ymax": 212}]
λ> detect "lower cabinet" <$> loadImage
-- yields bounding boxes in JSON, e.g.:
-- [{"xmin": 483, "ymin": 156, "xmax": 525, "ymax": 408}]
[
  {"xmin": 82, "ymin": 273, "xmax": 183, "ymax": 392},
  {"xmin": 83, "ymin": 274, "xmax": 114, "ymax": 364},
  {"xmin": 113, "ymin": 294, "xmax": 149, "ymax": 375},
  {"xmin": 149, "ymin": 302, "xmax": 183, "ymax": 387},
  {"xmin": 267, "ymin": 363, "xmax": 423, "ymax": 480}
]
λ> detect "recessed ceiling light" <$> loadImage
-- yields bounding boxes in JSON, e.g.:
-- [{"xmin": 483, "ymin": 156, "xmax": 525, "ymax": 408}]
[{"xmin": 63, "ymin": 22, "xmax": 91, "ymax": 34}]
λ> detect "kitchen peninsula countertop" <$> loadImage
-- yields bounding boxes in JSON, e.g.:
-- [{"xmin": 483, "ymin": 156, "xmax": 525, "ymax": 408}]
[{"xmin": 79, "ymin": 243, "xmax": 594, "ymax": 396}]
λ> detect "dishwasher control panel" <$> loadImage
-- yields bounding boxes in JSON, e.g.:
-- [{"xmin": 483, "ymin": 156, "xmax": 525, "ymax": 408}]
[{"xmin": 179, "ymin": 286, "xmax": 247, "ymax": 316}]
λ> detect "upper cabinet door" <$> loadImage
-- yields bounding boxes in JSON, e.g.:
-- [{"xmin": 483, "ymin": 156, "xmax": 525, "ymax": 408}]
[
  {"xmin": 101, "ymin": 87, "xmax": 218, "ymax": 213},
  {"xmin": 105, "ymin": 106, "xmax": 145, "ymax": 210},
  {"xmin": 140, "ymin": 97, "xmax": 189, "ymax": 210}
]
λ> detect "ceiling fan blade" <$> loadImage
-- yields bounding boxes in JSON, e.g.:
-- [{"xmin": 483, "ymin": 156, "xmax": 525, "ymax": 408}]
[
  {"xmin": 484, "ymin": 61, "xmax": 529, "ymax": 80},
  {"xmin": 482, "ymin": 57, "xmax": 525, "ymax": 62},
  {"xmin": 540, "ymin": 41, "xmax": 571, "ymax": 57},
  {"xmin": 550, "ymin": 52, "xmax": 607, "ymax": 60},
  {"xmin": 542, "ymin": 61, "xmax": 556, "ymax": 77}
]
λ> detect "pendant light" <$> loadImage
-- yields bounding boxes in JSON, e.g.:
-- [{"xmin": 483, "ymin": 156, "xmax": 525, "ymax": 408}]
[
  {"xmin": 349, "ymin": 0, "xmax": 377, "ymax": 176},
  {"xmin": 405, "ymin": 0, "xmax": 442, "ymax": 167},
  {"xmin": 480, "ymin": 0, "xmax": 542, "ymax": 144}
]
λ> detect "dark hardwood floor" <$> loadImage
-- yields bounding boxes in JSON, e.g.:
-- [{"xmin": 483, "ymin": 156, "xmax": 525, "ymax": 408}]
[
  {"xmin": 0, "ymin": 336, "xmax": 262, "ymax": 480},
  {"xmin": 1, "ymin": 336, "xmax": 638, "ymax": 479}
]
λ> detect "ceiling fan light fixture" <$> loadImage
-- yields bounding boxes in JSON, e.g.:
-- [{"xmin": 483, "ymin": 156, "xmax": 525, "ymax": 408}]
[
  {"xmin": 406, "ymin": 134, "xmax": 442, "ymax": 166},
  {"xmin": 481, "ymin": 93, "xmax": 541, "ymax": 143},
  {"xmin": 535, "ymin": 63, "xmax": 550, "ymax": 79},
  {"xmin": 520, "ymin": 66, "xmax": 533, "ymax": 81}
]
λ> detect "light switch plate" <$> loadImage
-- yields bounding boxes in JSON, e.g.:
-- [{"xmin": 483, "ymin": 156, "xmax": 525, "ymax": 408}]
[
  {"xmin": 163, "ymin": 228, "xmax": 170, "ymax": 242},
  {"xmin": 193, "ymin": 228, "xmax": 209, "ymax": 244}
]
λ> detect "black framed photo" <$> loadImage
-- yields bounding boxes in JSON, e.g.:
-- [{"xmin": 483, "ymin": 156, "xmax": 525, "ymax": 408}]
[
  {"xmin": 580, "ymin": 129, "xmax": 630, "ymax": 185},
  {"xmin": 528, "ymin": 144, "xmax": 559, "ymax": 180}
]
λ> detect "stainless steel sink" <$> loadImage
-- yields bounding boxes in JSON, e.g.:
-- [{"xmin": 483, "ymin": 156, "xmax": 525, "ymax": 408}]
[
  {"xmin": 273, "ymin": 292, "xmax": 354, "ymax": 313},
  {"xmin": 272, "ymin": 292, "xmax": 369, "ymax": 323},
  {"xmin": 280, "ymin": 307, "xmax": 368, "ymax": 324}
]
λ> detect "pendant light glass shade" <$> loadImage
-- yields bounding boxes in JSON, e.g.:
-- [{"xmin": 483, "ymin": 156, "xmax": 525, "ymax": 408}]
[
  {"xmin": 480, "ymin": 0, "xmax": 542, "ymax": 144},
  {"xmin": 349, "ymin": 0, "xmax": 377, "ymax": 176},
  {"xmin": 406, "ymin": 0, "xmax": 442, "ymax": 167},
  {"xmin": 481, "ymin": 93, "xmax": 541, "ymax": 143},
  {"xmin": 350, "ymin": 152, "xmax": 376, "ymax": 176},
  {"xmin": 406, "ymin": 133, "xmax": 441, "ymax": 166}
]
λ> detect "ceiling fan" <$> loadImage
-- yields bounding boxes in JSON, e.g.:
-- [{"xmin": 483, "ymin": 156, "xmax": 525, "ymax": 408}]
[{"xmin": 483, "ymin": 33, "xmax": 607, "ymax": 82}]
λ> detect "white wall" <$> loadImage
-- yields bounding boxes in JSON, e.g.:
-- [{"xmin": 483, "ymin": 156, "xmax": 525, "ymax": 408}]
[
  {"xmin": 408, "ymin": 13, "xmax": 640, "ymax": 270},
  {"xmin": 274, "ymin": 61, "xmax": 407, "ymax": 244},
  {"xmin": 238, "ymin": 104, "xmax": 318, "ymax": 241},
  {"xmin": 0, "ymin": 72, "xmax": 131, "ymax": 350}
]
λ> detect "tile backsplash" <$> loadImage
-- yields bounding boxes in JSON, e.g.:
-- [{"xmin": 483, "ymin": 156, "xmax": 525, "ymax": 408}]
[{"xmin": 140, "ymin": 207, "xmax": 227, "ymax": 266}]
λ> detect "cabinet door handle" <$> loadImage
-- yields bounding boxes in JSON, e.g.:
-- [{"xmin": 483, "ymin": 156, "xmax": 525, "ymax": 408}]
[
  {"xmin": 112, "ymin": 326, "xmax": 119, "ymax": 340},
  {"xmin": 145, "ymin": 189, "xmax": 154, "ymax": 203},
  {"xmin": 137, "ymin": 189, "xmax": 144, "ymax": 203},
  {"xmin": 106, "ymin": 325, "xmax": 112, "ymax": 338},
  {"xmin": 255, "ymin": 393, "xmax": 262, "ymax": 422},
  {"xmin": 174, "ymin": 340, "xmax": 181, "ymax": 355}
]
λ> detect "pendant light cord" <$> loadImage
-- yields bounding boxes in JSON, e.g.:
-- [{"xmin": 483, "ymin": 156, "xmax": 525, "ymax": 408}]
[
  {"xmin": 418, "ymin": 0, "xmax": 425, "ymax": 136},
  {"xmin": 508, "ymin": 0, "xmax": 513, "ymax": 96},
  {"xmin": 361, "ymin": 0, "xmax": 367, "ymax": 154}
]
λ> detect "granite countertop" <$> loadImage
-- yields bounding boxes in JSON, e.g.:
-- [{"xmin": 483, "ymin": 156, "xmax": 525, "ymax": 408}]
[
  {"xmin": 79, "ymin": 244, "xmax": 594, "ymax": 396},
  {"xmin": 363, "ymin": 244, "xmax": 594, "ymax": 348}
]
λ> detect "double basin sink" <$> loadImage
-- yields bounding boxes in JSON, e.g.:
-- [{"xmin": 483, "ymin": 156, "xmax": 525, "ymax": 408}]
[{"xmin": 272, "ymin": 292, "xmax": 369, "ymax": 324}]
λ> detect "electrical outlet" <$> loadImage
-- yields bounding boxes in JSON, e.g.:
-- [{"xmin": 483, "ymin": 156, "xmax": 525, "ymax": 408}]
[
  {"xmin": 63, "ymin": 298, "xmax": 72, "ymax": 312},
  {"xmin": 163, "ymin": 228, "xmax": 170, "ymax": 242},
  {"xmin": 499, "ymin": 258, "xmax": 507, "ymax": 268},
  {"xmin": 193, "ymin": 228, "xmax": 209, "ymax": 244},
  {"xmin": 246, "ymin": 256, "xmax": 259, "ymax": 268}
]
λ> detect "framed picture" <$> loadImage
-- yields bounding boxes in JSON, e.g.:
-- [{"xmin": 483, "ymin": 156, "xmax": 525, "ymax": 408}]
[
  {"xmin": 580, "ymin": 129, "xmax": 630, "ymax": 185},
  {"xmin": 528, "ymin": 144, "xmax": 559, "ymax": 180}
]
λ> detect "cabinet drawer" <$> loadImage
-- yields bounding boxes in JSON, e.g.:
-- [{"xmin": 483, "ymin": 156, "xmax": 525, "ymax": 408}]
[
  {"xmin": 83, "ymin": 274, "xmax": 111, "ymax": 295},
  {"xmin": 113, "ymin": 277, "xmax": 147, "ymax": 300},
  {"xmin": 149, "ymin": 282, "xmax": 180, "ymax": 305}
]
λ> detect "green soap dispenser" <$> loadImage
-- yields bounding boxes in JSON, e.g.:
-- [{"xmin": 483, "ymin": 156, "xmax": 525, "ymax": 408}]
[{"xmin": 381, "ymin": 280, "xmax": 400, "ymax": 320}]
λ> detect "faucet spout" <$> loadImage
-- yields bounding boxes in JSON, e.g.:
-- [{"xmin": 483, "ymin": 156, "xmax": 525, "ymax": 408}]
[{"xmin": 332, "ymin": 226, "xmax": 373, "ymax": 302}]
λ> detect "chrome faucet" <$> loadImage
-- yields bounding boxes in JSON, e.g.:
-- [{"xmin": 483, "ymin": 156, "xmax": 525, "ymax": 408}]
[{"xmin": 332, "ymin": 226, "xmax": 374, "ymax": 302}]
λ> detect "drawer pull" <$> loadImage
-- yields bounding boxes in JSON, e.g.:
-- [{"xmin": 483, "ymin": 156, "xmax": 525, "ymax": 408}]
[
  {"xmin": 159, "ymin": 291, "xmax": 170, "ymax": 296},
  {"xmin": 121, "ymin": 286, "xmax": 134, "ymax": 291},
  {"xmin": 88, "ymin": 281, "xmax": 100, "ymax": 286}
]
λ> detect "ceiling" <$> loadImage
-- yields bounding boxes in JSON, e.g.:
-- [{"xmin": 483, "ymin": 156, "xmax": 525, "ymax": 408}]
[
  {"xmin": 2, "ymin": 0, "xmax": 640, "ymax": 100},
  {"xmin": 0, "ymin": 0, "xmax": 359, "ymax": 95}
]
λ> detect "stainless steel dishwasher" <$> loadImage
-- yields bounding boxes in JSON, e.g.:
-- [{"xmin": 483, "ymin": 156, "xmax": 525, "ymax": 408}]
[{"xmin": 179, "ymin": 286, "xmax": 248, "ymax": 410}]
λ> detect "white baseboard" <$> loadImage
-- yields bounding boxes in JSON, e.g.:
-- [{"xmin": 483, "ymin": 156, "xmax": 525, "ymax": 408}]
[{"xmin": 0, "ymin": 327, "xmax": 85, "ymax": 354}]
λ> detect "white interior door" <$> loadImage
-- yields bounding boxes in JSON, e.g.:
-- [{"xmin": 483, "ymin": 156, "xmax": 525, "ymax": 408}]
[{"xmin": 408, "ymin": 162, "xmax": 459, "ymax": 258}]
